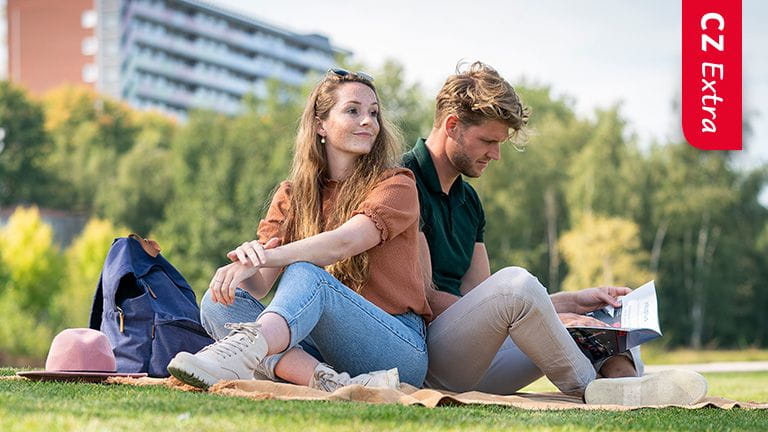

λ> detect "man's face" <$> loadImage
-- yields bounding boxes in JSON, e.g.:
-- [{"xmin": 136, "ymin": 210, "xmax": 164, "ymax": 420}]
[{"xmin": 446, "ymin": 119, "xmax": 509, "ymax": 178}]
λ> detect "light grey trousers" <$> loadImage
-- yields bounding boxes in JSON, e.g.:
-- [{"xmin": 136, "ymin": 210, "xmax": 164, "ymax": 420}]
[{"xmin": 424, "ymin": 266, "xmax": 643, "ymax": 396}]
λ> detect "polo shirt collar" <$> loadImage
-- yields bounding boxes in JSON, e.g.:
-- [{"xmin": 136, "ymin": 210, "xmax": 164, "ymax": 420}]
[{"xmin": 413, "ymin": 138, "xmax": 466, "ymax": 202}]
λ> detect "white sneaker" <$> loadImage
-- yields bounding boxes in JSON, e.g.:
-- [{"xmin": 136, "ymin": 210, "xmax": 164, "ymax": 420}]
[
  {"xmin": 309, "ymin": 363, "xmax": 400, "ymax": 392},
  {"xmin": 584, "ymin": 369, "xmax": 708, "ymax": 406},
  {"xmin": 167, "ymin": 322, "xmax": 268, "ymax": 389}
]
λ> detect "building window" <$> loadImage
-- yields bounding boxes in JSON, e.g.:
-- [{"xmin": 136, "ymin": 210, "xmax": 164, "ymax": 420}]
[{"xmin": 82, "ymin": 10, "xmax": 98, "ymax": 29}]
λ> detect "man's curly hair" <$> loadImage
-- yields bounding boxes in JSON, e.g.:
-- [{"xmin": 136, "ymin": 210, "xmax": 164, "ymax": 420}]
[{"xmin": 434, "ymin": 61, "xmax": 530, "ymax": 147}]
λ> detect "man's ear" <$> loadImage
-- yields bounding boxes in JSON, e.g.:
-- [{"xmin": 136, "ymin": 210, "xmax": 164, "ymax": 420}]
[{"xmin": 444, "ymin": 114, "xmax": 460, "ymax": 139}]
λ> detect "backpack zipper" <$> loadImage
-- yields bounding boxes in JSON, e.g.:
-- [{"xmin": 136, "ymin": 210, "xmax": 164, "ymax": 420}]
[{"xmin": 163, "ymin": 320, "xmax": 211, "ymax": 338}]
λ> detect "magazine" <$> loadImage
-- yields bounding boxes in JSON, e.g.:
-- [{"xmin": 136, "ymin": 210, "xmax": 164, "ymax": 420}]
[{"xmin": 566, "ymin": 281, "xmax": 662, "ymax": 363}]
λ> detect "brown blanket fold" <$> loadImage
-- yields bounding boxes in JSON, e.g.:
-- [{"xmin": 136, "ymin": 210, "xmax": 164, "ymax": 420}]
[{"xmin": 102, "ymin": 376, "xmax": 768, "ymax": 410}]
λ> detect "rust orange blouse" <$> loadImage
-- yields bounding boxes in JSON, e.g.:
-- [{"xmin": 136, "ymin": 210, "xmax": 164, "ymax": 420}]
[{"xmin": 257, "ymin": 167, "xmax": 432, "ymax": 322}]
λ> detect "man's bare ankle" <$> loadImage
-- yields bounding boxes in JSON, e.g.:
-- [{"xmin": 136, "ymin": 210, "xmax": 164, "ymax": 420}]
[{"xmin": 599, "ymin": 355, "xmax": 637, "ymax": 378}]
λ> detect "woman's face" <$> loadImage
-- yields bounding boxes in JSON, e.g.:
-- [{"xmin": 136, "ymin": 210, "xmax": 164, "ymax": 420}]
[{"xmin": 317, "ymin": 82, "xmax": 380, "ymax": 159}]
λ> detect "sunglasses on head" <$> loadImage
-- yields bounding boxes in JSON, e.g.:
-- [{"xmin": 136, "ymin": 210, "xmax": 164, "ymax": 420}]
[{"xmin": 327, "ymin": 68, "xmax": 374, "ymax": 83}]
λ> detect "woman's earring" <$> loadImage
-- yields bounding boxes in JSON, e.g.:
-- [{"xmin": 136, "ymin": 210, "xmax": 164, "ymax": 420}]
[{"xmin": 320, "ymin": 137, "xmax": 326, "ymax": 144}]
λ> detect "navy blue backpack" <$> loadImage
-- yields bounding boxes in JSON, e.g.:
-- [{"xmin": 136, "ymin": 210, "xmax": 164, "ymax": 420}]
[{"xmin": 89, "ymin": 235, "xmax": 213, "ymax": 377}]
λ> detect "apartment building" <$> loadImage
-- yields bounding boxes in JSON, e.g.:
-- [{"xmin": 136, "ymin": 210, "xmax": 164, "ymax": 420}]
[{"xmin": 6, "ymin": 0, "xmax": 345, "ymax": 119}]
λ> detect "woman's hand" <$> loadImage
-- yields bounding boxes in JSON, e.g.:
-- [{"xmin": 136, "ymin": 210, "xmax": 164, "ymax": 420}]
[
  {"xmin": 209, "ymin": 262, "xmax": 260, "ymax": 305},
  {"xmin": 227, "ymin": 237, "xmax": 281, "ymax": 266}
]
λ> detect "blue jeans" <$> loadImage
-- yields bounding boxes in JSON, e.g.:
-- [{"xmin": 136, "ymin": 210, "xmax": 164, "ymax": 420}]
[{"xmin": 200, "ymin": 262, "xmax": 428, "ymax": 386}]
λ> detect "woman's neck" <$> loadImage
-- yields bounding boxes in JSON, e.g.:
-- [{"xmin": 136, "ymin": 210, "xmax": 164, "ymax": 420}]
[{"xmin": 326, "ymin": 149, "xmax": 358, "ymax": 181}]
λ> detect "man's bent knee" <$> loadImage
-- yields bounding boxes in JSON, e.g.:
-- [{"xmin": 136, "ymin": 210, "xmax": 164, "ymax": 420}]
[{"xmin": 488, "ymin": 266, "xmax": 548, "ymax": 302}]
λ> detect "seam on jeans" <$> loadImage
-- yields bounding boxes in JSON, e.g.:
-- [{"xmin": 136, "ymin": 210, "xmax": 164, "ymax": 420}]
[{"xmin": 324, "ymin": 282, "xmax": 427, "ymax": 353}]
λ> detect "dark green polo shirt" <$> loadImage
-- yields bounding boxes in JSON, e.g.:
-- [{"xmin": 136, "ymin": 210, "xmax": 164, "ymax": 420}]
[{"xmin": 403, "ymin": 138, "xmax": 485, "ymax": 296}]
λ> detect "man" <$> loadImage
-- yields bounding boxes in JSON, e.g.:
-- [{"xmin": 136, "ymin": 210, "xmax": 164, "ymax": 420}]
[{"xmin": 403, "ymin": 61, "xmax": 706, "ymax": 405}]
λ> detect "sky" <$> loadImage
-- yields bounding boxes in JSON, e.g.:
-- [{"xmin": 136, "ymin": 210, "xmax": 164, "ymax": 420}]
[{"xmin": 216, "ymin": 0, "xmax": 767, "ymax": 170}]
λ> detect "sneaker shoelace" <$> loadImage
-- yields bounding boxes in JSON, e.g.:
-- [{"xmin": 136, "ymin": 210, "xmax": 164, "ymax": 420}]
[
  {"xmin": 200, "ymin": 322, "xmax": 263, "ymax": 359},
  {"xmin": 313, "ymin": 367, "xmax": 351, "ymax": 392}
]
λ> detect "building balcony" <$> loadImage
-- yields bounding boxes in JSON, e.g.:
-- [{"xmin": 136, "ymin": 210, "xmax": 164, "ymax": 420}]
[
  {"xmin": 127, "ymin": 29, "xmax": 307, "ymax": 87},
  {"xmin": 130, "ymin": 80, "xmax": 242, "ymax": 116},
  {"xmin": 127, "ymin": 0, "xmax": 334, "ymax": 72},
  {"xmin": 126, "ymin": 53, "xmax": 255, "ymax": 97}
]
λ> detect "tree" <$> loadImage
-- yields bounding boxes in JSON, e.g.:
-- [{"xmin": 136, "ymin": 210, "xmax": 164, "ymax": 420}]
[
  {"xmin": 0, "ymin": 81, "xmax": 50, "ymax": 205},
  {"xmin": 96, "ymin": 111, "xmax": 176, "ymax": 234},
  {"xmin": 52, "ymin": 218, "xmax": 126, "ymax": 329},
  {"xmin": 372, "ymin": 60, "xmax": 433, "ymax": 147},
  {"xmin": 0, "ymin": 206, "xmax": 63, "ymax": 358},
  {"xmin": 565, "ymin": 105, "xmax": 639, "ymax": 221},
  {"xmin": 559, "ymin": 213, "xmax": 652, "ymax": 291},
  {"xmin": 646, "ymin": 143, "xmax": 739, "ymax": 348},
  {"xmin": 41, "ymin": 86, "xmax": 138, "ymax": 211}
]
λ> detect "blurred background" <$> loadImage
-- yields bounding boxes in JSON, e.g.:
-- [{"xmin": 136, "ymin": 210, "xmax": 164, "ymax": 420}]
[{"xmin": 0, "ymin": 0, "xmax": 766, "ymax": 366}]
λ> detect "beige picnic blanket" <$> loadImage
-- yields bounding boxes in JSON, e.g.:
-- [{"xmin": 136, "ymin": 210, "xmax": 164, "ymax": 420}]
[
  {"xmin": 5, "ymin": 374, "xmax": 765, "ymax": 410},
  {"xmin": 101, "ymin": 376, "xmax": 768, "ymax": 411}
]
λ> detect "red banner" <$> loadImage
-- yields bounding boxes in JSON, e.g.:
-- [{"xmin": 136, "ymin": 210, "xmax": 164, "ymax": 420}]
[{"xmin": 682, "ymin": 0, "xmax": 742, "ymax": 150}]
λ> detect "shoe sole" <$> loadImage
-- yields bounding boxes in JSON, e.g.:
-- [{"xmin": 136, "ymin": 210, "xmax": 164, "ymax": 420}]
[
  {"xmin": 167, "ymin": 352, "xmax": 218, "ymax": 390},
  {"xmin": 584, "ymin": 369, "xmax": 708, "ymax": 406}
]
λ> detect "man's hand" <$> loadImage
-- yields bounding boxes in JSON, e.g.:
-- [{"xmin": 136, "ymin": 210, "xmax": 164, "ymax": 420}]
[
  {"xmin": 558, "ymin": 312, "xmax": 610, "ymax": 328},
  {"xmin": 570, "ymin": 286, "xmax": 631, "ymax": 314}
]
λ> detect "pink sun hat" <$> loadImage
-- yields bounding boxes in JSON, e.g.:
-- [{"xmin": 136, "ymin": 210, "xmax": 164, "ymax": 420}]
[{"xmin": 16, "ymin": 328, "xmax": 147, "ymax": 382}]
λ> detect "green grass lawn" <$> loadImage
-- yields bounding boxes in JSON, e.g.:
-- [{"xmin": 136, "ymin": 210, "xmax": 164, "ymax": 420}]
[
  {"xmin": 2, "ymin": 368, "xmax": 767, "ymax": 431},
  {"xmin": 639, "ymin": 343, "xmax": 768, "ymax": 365},
  {"xmin": 519, "ymin": 371, "xmax": 768, "ymax": 403}
]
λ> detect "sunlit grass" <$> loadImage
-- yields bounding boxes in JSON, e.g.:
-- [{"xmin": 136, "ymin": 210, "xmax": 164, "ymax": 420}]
[{"xmin": 1, "ymin": 368, "xmax": 766, "ymax": 432}]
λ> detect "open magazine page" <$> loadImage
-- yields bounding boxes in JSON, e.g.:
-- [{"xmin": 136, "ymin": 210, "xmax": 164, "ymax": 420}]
[
  {"xmin": 566, "ymin": 281, "xmax": 662, "ymax": 362},
  {"xmin": 619, "ymin": 281, "xmax": 661, "ymax": 333}
]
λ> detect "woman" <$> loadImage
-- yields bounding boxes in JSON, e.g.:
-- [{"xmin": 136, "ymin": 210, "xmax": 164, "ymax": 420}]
[{"xmin": 168, "ymin": 69, "xmax": 432, "ymax": 391}]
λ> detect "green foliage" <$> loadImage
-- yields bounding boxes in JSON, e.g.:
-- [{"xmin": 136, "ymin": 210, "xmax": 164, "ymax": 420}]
[
  {"xmin": 371, "ymin": 60, "xmax": 433, "ymax": 147},
  {"xmin": 565, "ymin": 105, "xmax": 638, "ymax": 220},
  {"xmin": 95, "ymin": 112, "xmax": 176, "ymax": 235},
  {"xmin": 0, "ymin": 290, "xmax": 53, "ymax": 359},
  {"xmin": 0, "ymin": 206, "xmax": 64, "ymax": 313},
  {"xmin": 559, "ymin": 213, "xmax": 652, "ymax": 291},
  {"xmin": 0, "ymin": 81, "xmax": 50, "ymax": 204},
  {"xmin": 41, "ymin": 86, "xmax": 138, "ymax": 211},
  {"xmin": 52, "ymin": 218, "xmax": 127, "ymax": 329},
  {"xmin": 0, "ymin": 207, "xmax": 62, "ymax": 357}
]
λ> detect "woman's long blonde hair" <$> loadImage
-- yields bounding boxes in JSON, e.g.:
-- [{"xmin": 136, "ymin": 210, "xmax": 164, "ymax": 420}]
[{"xmin": 280, "ymin": 72, "xmax": 402, "ymax": 291}]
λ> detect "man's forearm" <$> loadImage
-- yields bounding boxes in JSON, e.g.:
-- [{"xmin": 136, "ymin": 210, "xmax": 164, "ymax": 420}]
[
  {"xmin": 427, "ymin": 287, "xmax": 460, "ymax": 318},
  {"xmin": 549, "ymin": 292, "xmax": 579, "ymax": 313}
]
